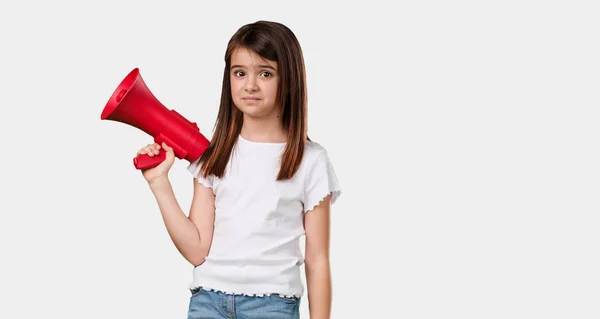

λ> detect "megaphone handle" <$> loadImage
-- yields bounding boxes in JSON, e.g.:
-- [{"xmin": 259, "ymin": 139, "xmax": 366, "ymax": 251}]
[{"xmin": 133, "ymin": 150, "xmax": 167, "ymax": 170}]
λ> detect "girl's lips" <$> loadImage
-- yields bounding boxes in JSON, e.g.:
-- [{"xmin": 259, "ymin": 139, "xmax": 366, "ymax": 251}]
[{"xmin": 243, "ymin": 97, "xmax": 261, "ymax": 104}]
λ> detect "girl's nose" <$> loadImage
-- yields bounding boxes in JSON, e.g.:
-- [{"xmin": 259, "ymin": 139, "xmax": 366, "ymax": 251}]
[{"xmin": 244, "ymin": 77, "xmax": 258, "ymax": 92}]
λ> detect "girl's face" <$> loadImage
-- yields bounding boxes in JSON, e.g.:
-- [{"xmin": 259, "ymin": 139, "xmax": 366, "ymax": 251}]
[{"xmin": 230, "ymin": 48, "xmax": 280, "ymax": 119}]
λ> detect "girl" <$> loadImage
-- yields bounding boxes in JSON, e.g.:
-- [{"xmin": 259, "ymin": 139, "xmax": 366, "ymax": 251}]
[{"xmin": 137, "ymin": 20, "xmax": 341, "ymax": 319}]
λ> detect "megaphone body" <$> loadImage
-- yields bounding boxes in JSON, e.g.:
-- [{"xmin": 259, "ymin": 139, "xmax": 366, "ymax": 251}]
[{"xmin": 101, "ymin": 68, "xmax": 210, "ymax": 170}]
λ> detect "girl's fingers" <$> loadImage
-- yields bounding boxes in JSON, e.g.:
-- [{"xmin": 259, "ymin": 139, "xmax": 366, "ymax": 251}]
[
  {"xmin": 138, "ymin": 143, "xmax": 162, "ymax": 156},
  {"xmin": 145, "ymin": 145, "xmax": 155, "ymax": 156},
  {"xmin": 150, "ymin": 143, "xmax": 160, "ymax": 155}
]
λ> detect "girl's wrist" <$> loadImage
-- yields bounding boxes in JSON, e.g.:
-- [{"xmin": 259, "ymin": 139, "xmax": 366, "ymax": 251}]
[{"xmin": 148, "ymin": 175, "xmax": 170, "ymax": 189}]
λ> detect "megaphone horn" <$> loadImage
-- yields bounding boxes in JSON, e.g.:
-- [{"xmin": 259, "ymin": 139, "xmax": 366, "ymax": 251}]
[{"xmin": 101, "ymin": 68, "xmax": 210, "ymax": 170}]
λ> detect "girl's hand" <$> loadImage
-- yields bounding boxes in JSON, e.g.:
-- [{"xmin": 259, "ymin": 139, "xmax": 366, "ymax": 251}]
[{"xmin": 136, "ymin": 142, "xmax": 175, "ymax": 184}]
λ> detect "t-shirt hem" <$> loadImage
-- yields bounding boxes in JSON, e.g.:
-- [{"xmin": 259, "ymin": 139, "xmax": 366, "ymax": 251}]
[{"xmin": 188, "ymin": 281, "xmax": 304, "ymax": 299}]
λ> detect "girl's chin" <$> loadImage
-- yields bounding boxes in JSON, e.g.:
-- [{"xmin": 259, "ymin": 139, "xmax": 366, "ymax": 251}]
[{"xmin": 240, "ymin": 108, "xmax": 278, "ymax": 119}]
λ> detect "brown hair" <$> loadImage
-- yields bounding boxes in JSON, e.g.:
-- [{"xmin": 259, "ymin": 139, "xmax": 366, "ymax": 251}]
[{"xmin": 199, "ymin": 20, "xmax": 308, "ymax": 181}]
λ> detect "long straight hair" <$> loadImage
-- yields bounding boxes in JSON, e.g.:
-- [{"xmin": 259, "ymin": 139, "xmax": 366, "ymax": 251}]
[{"xmin": 199, "ymin": 20, "xmax": 308, "ymax": 181}]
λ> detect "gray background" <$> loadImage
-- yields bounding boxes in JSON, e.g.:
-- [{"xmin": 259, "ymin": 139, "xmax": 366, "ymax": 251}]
[{"xmin": 1, "ymin": 0, "xmax": 598, "ymax": 318}]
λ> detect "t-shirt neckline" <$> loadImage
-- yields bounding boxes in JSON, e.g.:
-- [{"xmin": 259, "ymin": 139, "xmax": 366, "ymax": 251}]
[{"xmin": 238, "ymin": 134, "xmax": 287, "ymax": 146}]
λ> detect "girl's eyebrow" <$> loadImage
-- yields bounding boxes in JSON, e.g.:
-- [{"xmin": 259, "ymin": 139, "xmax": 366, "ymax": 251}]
[{"xmin": 231, "ymin": 64, "xmax": 277, "ymax": 70}]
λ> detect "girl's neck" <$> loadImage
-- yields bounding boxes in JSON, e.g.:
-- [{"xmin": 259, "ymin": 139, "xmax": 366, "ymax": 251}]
[{"xmin": 240, "ymin": 115, "xmax": 287, "ymax": 143}]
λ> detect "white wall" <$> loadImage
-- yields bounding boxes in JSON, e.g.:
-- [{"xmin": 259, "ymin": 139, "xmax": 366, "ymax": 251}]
[{"xmin": 1, "ymin": 1, "xmax": 598, "ymax": 318}]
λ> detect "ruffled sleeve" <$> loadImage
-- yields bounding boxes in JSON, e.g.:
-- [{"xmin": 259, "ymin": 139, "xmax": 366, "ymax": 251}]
[
  {"xmin": 187, "ymin": 157, "xmax": 213, "ymax": 189},
  {"xmin": 303, "ymin": 151, "xmax": 341, "ymax": 213}
]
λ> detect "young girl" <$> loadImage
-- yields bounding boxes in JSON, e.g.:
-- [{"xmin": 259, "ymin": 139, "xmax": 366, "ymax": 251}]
[{"xmin": 137, "ymin": 20, "xmax": 341, "ymax": 319}]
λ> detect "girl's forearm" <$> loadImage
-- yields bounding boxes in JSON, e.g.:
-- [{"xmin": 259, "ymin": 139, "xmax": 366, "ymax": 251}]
[
  {"xmin": 306, "ymin": 258, "xmax": 332, "ymax": 319},
  {"xmin": 149, "ymin": 176, "xmax": 204, "ymax": 266}
]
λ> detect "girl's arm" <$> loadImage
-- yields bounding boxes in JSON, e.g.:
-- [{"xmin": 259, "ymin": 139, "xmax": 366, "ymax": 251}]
[
  {"xmin": 188, "ymin": 177, "xmax": 216, "ymax": 265},
  {"xmin": 148, "ymin": 176, "xmax": 215, "ymax": 266},
  {"xmin": 304, "ymin": 194, "xmax": 333, "ymax": 319}
]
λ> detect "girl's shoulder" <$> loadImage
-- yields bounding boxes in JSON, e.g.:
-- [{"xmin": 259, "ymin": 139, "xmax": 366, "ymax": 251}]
[
  {"xmin": 303, "ymin": 140, "xmax": 330, "ymax": 162},
  {"xmin": 302, "ymin": 140, "xmax": 340, "ymax": 173},
  {"xmin": 305, "ymin": 139, "xmax": 328, "ymax": 155}
]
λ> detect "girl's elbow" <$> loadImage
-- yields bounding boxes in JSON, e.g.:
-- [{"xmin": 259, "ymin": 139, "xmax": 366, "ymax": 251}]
[
  {"xmin": 305, "ymin": 254, "xmax": 330, "ymax": 271},
  {"xmin": 190, "ymin": 256, "xmax": 206, "ymax": 267},
  {"xmin": 189, "ymin": 251, "xmax": 207, "ymax": 267}
]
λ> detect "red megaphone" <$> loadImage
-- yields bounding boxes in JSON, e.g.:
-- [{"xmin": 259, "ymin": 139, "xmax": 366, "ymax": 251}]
[{"xmin": 101, "ymin": 68, "xmax": 210, "ymax": 170}]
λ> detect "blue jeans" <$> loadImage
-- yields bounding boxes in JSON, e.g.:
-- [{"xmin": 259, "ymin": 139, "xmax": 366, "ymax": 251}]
[{"xmin": 187, "ymin": 287, "xmax": 301, "ymax": 319}]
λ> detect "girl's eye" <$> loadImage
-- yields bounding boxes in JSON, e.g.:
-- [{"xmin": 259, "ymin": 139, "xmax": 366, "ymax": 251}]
[{"xmin": 232, "ymin": 70, "xmax": 273, "ymax": 77}]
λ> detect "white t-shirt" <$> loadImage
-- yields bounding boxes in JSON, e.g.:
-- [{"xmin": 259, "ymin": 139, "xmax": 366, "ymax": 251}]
[{"xmin": 186, "ymin": 134, "xmax": 341, "ymax": 297}]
